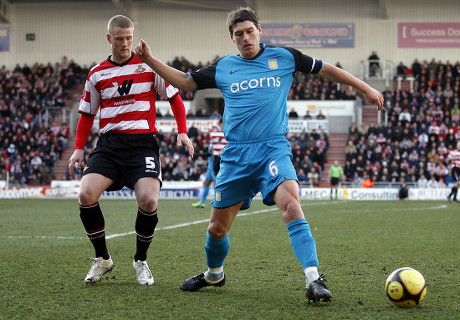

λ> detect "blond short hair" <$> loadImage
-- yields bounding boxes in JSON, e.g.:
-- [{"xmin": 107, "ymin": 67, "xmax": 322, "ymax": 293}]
[{"xmin": 107, "ymin": 15, "xmax": 134, "ymax": 35}]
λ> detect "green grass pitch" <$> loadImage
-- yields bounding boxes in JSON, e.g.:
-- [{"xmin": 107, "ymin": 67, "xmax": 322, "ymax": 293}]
[{"xmin": 0, "ymin": 199, "xmax": 458, "ymax": 319}]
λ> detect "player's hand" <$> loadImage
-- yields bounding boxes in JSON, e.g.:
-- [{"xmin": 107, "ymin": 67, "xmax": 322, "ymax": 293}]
[
  {"xmin": 177, "ymin": 133, "xmax": 194, "ymax": 158},
  {"xmin": 363, "ymin": 87, "xmax": 384, "ymax": 111},
  {"xmin": 68, "ymin": 149, "xmax": 84, "ymax": 177},
  {"xmin": 134, "ymin": 39, "xmax": 151, "ymax": 62}
]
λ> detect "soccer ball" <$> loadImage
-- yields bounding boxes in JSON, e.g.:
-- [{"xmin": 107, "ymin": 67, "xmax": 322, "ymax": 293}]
[{"xmin": 385, "ymin": 267, "xmax": 427, "ymax": 308}]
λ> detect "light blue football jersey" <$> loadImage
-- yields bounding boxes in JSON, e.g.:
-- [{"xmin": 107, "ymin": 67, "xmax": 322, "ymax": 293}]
[{"xmin": 189, "ymin": 44, "xmax": 323, "ymax": 142}]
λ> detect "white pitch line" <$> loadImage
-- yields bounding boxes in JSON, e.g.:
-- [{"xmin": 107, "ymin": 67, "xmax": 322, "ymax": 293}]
[
  {"xmin": 106, "ymin": 201, "xmax": 335, "ymax": 239},
  {"xmin": 2, "ymin": 202, "xmax": 446, "ymax": 240}
]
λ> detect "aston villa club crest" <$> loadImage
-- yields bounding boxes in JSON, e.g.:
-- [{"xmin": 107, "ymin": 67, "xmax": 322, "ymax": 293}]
[{"xmin": 268, "ymin": 58, "xmax": 279, "ymax": 70}]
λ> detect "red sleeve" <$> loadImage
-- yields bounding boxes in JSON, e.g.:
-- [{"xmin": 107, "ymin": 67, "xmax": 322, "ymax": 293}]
[
  {"xmin": 75, "ymin": 114, "xmax": 95, "ymax": 150},
  {"xmin": 169, "ymin": 94, "xmax": 187, "ymax": 134}
]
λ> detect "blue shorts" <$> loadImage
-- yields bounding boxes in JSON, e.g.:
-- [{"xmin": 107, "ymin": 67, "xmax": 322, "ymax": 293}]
[
  {"xmin": 205, "ymin": 156, "xmax": 215, "ymax": 181},
  {"xmin": 211, "ymin": 135, "xmax": 298, "ymax": 210}
]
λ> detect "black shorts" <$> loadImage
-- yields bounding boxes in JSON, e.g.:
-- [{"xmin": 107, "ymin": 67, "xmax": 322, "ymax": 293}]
[
  {"xmin": 330, "ymin": 177, "xmax": 340, "ymax": 186},
  {"xmin": 83, "ymin": 133, "xmax": 161, "ymax": 191},
  {"xmin": 453, "ymin": 167, "xmax": 460, "ymax": 182}
]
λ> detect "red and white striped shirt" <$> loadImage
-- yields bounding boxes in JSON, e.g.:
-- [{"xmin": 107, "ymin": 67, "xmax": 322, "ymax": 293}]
[
  {"xmin": 79, "ymin": 54, "xmax": 179, "ymax": 134},
  {"xmin": 447, "ymin": 149, "xmax": 460, "ymax": 168},
  {"xmin": 210, "ymin": 131, "xmax": 227, "ymax": 156}
]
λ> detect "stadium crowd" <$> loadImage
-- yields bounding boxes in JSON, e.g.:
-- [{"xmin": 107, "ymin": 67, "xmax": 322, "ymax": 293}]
[
  {"xmin": 0, "ymin": 57, "xmax": 86, "ymax": 186},
  {"xmin": 344, "ymin": 59, "xmax": 460, "ymax": 187},
  {"xmin": 2, "ymin": 56, "xmax": 459, "ymax": 188}
]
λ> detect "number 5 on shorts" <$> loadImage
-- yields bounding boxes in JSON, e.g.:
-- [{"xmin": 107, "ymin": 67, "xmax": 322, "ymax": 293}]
[{"xmin": 145, "ymin": 157, "xmax": 156, "ymax": 169}]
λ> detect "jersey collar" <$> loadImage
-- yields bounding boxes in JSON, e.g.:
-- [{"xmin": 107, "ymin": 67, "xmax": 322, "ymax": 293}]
[
  {"xmin": 107, "ymin": 52, "xmax": 134, "ymax": 67},
  {"xmin": 238, "ymin": 43, "xmax": 266, "ymax": 60}
]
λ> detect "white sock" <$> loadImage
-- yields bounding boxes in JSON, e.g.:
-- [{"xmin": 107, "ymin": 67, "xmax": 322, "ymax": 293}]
[
  {"xmin": 205, "ymin": 267, "xmax": 224, "ymax": 283},
  {"xmin": 304, "ymin": 266, "xmax": 319, "ymax": 286}
]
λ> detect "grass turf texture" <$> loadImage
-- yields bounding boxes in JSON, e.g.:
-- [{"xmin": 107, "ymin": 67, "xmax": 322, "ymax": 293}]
[{"xmin": 0, "ymin": 199, "xmax": 458, "ymax": 319}]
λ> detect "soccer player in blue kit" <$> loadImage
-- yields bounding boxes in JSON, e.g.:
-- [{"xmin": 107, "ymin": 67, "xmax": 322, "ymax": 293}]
[{"xmin": 135, "ymin": 7, "xmax": 383, "ymax": 302}]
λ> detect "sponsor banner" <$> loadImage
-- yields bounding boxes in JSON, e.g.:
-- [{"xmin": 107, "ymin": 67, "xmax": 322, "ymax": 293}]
[
  {"xmin": 0, "ymin": 26, "xmax": 10, "ymax": 51},
  {"xmin": 260, "ymin": 23, "xmax": 354, "ymax": 48},
  {"xmin": 286, "ymin": 100, "xmax": 356, "ymax": 118},
  {"xmin": 398, "ymin": 23, "xmax": 460, "ymax": 48},
  {"xmin": 0, "ymin": 181, "xmax": 203, "ymax": 199},
  {"xmin": 156, "ymin": 118, "xmax": 329, "ymax": 134},
  {"xmin": 288, "ymin": 119, "xmax": 328, "ymax": 133},
  {"xmin": 408, "ymin": 187, "xmax": 451, "ymax": 200},
  {"xmin": 0, "ymin": 184, "xmax": 452, "ymax": 200},
  {"xmin": 0, "ymin": 187, "xmax": 44, "ymax": 199},
  {"xmin": 300, "ymin": 187, "xmax": 451, "ymax": 201},
  {"xmin": 157, "ymin": 119, "xmax": 220, "ymax": 133}
]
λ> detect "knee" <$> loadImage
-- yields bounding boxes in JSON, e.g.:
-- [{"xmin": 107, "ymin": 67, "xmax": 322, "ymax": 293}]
[
  {"xmin": 138, "ymin": 197, "xmax": 157, "ymax": 213},
  {"xmin": 282, "ymin": 200, "xmax": 304, "ymax": 223},
  {"xmin": 79, "ymin": 188, "xmax": 99, "ymax": 206},
  {"xmin": 285, "ymin": 201, "xmax": 301, "ymax": 215},
  {"xmin": 207, "ymin": 222, "xmax": 227, "ymax": 239}
]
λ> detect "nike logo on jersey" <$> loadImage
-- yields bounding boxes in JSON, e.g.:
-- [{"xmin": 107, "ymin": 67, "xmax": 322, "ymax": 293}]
[{"xmin": 230, "ymin": 69, "xmax": 240, "ymax": 74}]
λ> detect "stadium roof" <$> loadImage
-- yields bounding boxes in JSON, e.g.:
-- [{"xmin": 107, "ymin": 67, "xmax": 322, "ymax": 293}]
[{"xmin": 7, "ymin": 0, "xmax": 253, "ymax": 12}]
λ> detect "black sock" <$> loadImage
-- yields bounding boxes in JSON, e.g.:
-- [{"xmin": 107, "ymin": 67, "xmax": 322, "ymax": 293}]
[
  {"xmin": 452, "ymin": 186, "xmax": 458, "ymax": 200},
  {"xmin": 80, "ymin": 202, "xmax": 109, "ymax": 260},
  {"xmin": 134, "ymin": 208, "xmax": 158, "ymax": 261}
]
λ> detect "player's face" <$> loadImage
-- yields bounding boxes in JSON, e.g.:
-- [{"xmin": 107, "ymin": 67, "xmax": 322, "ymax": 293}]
[
  {"xmin": 231, "ymin": 20, "xmax": 262, "ymax": 59},
  {"xmin": 107, "ymin": 26, "xmax": 133, "ymax": 64}
]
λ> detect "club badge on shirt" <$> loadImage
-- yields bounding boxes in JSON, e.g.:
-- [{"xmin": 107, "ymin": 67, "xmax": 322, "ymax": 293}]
[{"xmin": 268, "ymin": 58, "xmax": 279, "ymax": 70}]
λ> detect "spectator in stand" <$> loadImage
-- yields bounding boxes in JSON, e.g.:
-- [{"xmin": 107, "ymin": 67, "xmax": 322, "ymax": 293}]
[
  {"xmin": 411, "ymin": 58, "xmax": 422, "ymax": 79},
  {"xmin": 368, "ymin": 51, "xmax": 380, "ymax": 77},
  {"xmin": 396, "ymin": 62, "xmax": 408, "ymax": 78},
  {"xmin": 316, "ymin": 110, "xmax": 326, "ymax": 119},
  {"xmin": 296, "ymin": 168, "xmax": 309, "ymax": 186},
  {"xmin": 210, "ymin": 109, "xmax": 223, "ymax": 120},
  {"xmin": 195, "ymin": 105, "xmax": 208, "ymax": 118},
  {"xmin": 303, "ymin": 110, "xmax": 312, "ymax": 119},
  {"xmin": 288, "ymin": 108, "xmax": 299, "ymax": 118},
  {"xmin": 398, "ymin": 108, "xmax": 411, "ymax": 122},
  {"xmin": 307, "ymin": 166, "xmax": 320, "ymax": 186}
]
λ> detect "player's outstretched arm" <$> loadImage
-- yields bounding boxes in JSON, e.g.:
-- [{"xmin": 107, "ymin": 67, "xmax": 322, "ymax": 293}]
[
  {"xmin": 135, "ymin": 39, "xmax": 198, "ymax": 92},
  {"xmin": 318, "ymin": 63, "xmax": 384, "ymax": 110}
]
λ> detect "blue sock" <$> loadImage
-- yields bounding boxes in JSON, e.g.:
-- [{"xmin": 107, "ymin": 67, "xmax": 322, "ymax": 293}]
[
  {"xmin": 205, "ymin": 232, "xmax": 229, "ymax": 268},
  {"xmin": 287, "ymin": 218, "xmax": 319, "ymax": 269},
  {"xmin": 200, "ymin": 186, "xmax": 210, "ymax": 204}
]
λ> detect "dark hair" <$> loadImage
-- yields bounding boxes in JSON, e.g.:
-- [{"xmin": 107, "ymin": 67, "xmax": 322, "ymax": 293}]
[{"xmin": 227, "ymin": 7, "xmax": 259, "ymax": 35}]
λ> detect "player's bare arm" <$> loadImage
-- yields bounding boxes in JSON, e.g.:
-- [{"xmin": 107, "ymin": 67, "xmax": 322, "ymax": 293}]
[
  {"xmin": 135, "ymin": 39, "xmax": 197, "ymax": 92},
  {"xmin": 177, "ymin": 133, "xmax": 194, "ymax": 158},
  {"xmin": 318, "ymin": 63, "xmax": 384, "ymax": 110}
]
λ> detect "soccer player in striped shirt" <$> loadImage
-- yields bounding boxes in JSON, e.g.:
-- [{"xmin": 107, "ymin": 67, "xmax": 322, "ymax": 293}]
[
  {"xmin": 192, "ymin": 122, "xmax": 227, "ymax": 208},
  {"xmin": 135, "ymin": 7, "xmax": 383, "ymax": 302},
  {"xmin": 68, "ymin": 15, "xmax": 194, "ymax": 286},
  {"xmin": 446, "ymin": 141, "xmax": 460, "ymax": 202}
]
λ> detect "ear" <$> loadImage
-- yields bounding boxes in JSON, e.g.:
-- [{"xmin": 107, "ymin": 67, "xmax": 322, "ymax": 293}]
[{"xmin": 106, "ymin": 33, "xmax": 112, "ymax": 44}]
